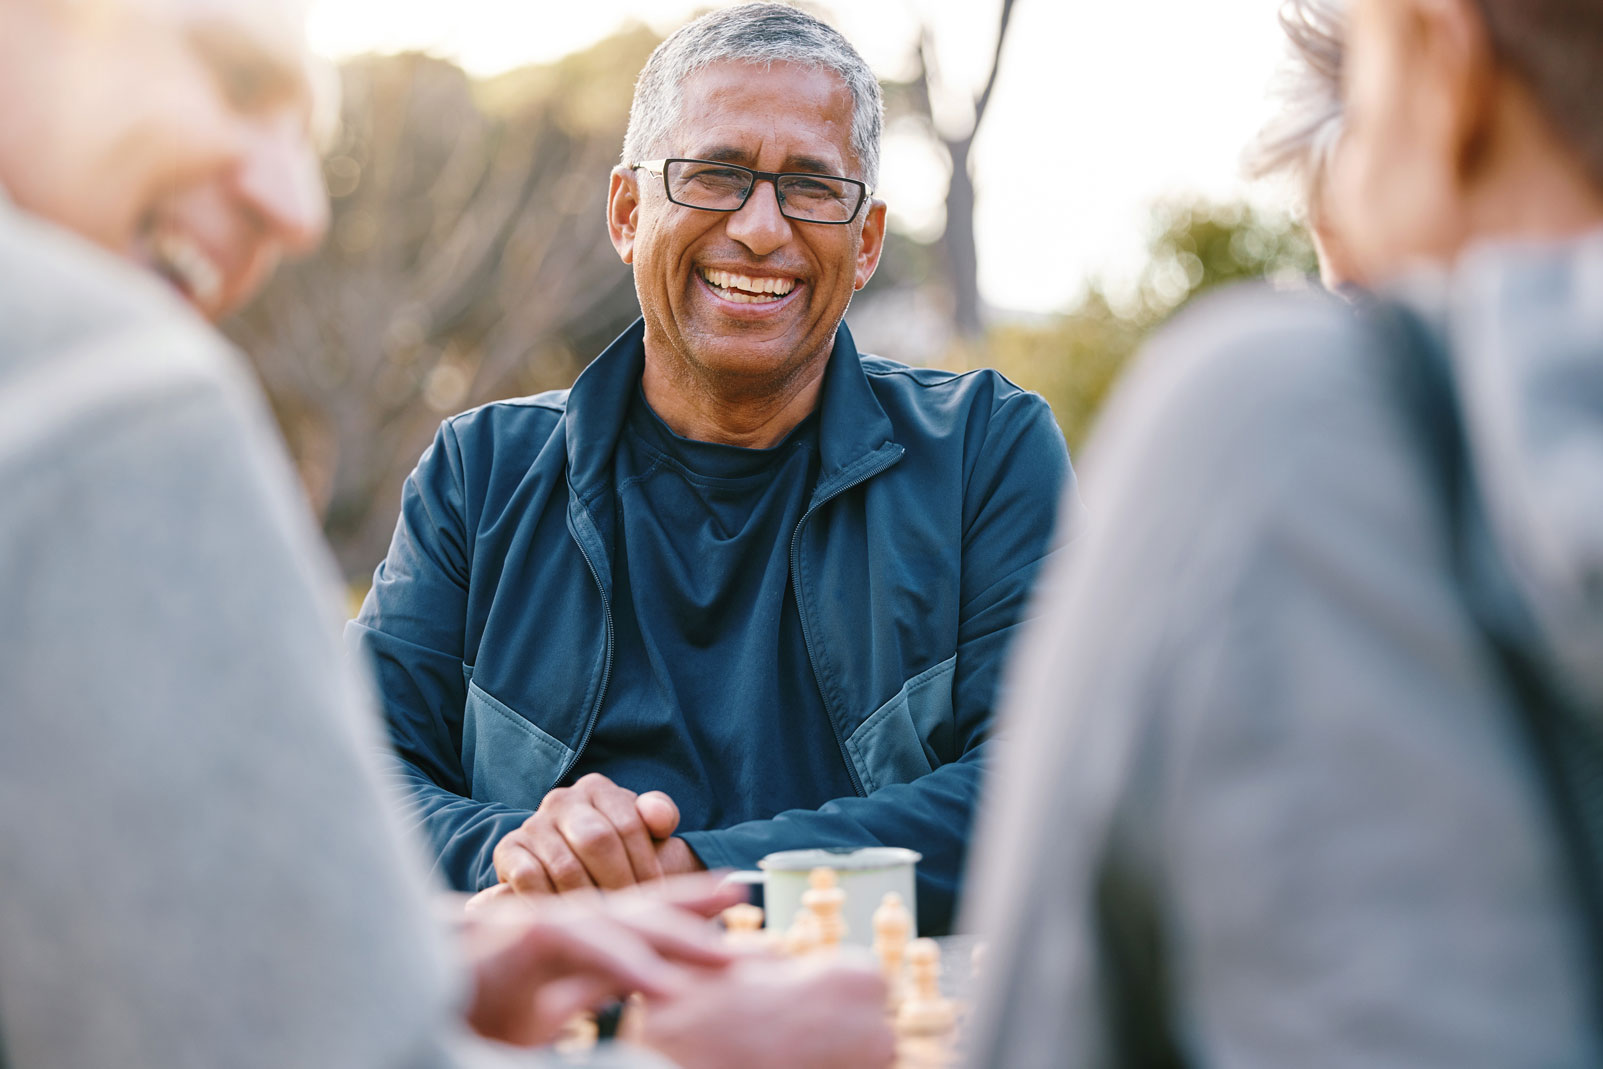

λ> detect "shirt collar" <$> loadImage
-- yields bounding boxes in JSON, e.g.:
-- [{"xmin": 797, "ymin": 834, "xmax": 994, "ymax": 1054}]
[{"xmin": 564, "ymin": 317, "xmax": 897, "ymax": 497}]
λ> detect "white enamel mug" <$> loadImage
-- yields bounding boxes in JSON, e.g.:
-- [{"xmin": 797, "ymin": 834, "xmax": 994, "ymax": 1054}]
[{"xmin": 724, "ymin": 846, "xmax": 921, "ymax": 946}]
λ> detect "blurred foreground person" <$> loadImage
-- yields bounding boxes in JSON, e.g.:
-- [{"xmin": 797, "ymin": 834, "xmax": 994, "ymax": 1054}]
[
  {"xmin": 0, "ymin": 0, "xmax": 893, "ymax": 1066},
  {"xmin": 964, "ymin": 0, "xmax": 1603, "ymax": 1063}
]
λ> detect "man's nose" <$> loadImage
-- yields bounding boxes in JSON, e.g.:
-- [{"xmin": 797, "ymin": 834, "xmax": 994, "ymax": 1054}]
[
  {"xmin": 236, "ymin": 115, "xmax": 329, "ymax": 255},
  {"xmin": 725, "ymin": 177, "xmax": 792, "ymax": 256}
]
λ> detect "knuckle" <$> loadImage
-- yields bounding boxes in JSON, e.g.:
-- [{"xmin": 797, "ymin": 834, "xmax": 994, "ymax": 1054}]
[
  {"xmin": 493, "ymin": 835, "xmax": 525, "ymax": 866},
  {"xmin": 508, "ymin": 866, "xmax": 544, "ymax": 893},
  {"xmin": 570, "ymin": 823, "xmax": 613, "ymax": 855},
  {"xmin": 545, "ymin": 853, "xmax": 586, "ymax": 887}
]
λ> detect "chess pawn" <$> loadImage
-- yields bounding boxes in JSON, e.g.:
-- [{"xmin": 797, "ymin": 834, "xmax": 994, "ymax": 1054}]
[
  {"xmin": 872, "ymin": 892, "xmax": 912, "ymax": 1010},
  {"xmin": 801, "ymin": 866, "xmax": 847, "ymax": 951},
  {"xmin": 782, "ymin": 906, "xmax": 821, "ymax": 956},
  {"xmin": 896, "ymin": 938, "xmax": 956, "ymax": 1037},
  {"xmin": 720, "ymin": 902, "xmax": 766, "ymax": 949}
]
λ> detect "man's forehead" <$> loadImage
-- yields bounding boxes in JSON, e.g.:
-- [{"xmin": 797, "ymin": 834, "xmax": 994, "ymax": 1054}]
[{"xmin": 673, "ymin": 60, "xmax": 856, "ymax": 167}]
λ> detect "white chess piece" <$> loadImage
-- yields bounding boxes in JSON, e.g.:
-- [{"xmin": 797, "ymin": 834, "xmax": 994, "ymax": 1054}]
[
  {"xmin": 721, "ymin": 902, "xmax": 766, "ymax": 949},
  {"xmin": 801, "ymin": 866, "xmax": 846, "ymax": 951},
  {"xmin": 896, "ymin": 938, "xmax": 956, "ymax": 1037},
  {"xmin": 873, "ymin": 892, "xmax": 912, "ymax": 1010}
]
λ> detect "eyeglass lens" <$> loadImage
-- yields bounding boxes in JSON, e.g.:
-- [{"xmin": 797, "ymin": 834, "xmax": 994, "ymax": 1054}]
[{"xmin": 664, "ymin": 160, "xmax": 860, "ymax": 222}]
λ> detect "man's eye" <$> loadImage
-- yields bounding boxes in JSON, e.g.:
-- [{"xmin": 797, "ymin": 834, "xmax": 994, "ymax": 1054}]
[
  {"xmin": 782, "ymin": 177, "xmax": 845, "ymax": 201},
  {"xmin": 685, "ymin": 167, "xmax": 750, "ymax": 190},
  {"xmin": 218, "ymin": 63, "xmax": 273, "ymax": 110}
]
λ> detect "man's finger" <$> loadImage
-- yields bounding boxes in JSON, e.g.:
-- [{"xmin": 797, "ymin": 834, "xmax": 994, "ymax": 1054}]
[
  {"xmin": 526, "ymin": 822, "xmax": 600, "ymax": 893},
  {"xmin": 533, "ymin": 918, "xmax": 685, "ymax": 1001},
  {"xmin": 594, "ymin": 789, "xmax": 666, "ymax": 885},
  {"xmin": 465, "ymin": 881, "xmax": 519, "ymax": 914},
  {"xmin": 612, "ymin": 904, "xmax": 740, "ymax": 970},
  {"xmin": 495, "ymin": 838, "xmax": 556, "ymax": 896},
  {"xmin": 554, "ymin": 804, "xmax": 638, "ymax": 890},
  {"xmin": 639, "ymin": 873, "xmax": 750, "ymax": 919},
  {"xmin": 635, "ymin": 790, "xmax": 681, "ymax": 839}
]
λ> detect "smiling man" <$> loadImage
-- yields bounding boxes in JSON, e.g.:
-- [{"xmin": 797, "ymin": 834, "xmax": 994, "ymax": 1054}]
[{"xmin": 352, "ymin": 2, "xmax": 1074, "ymax": 935}]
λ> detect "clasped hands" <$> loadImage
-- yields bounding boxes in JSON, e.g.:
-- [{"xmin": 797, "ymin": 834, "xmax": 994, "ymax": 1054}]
[{"xmin": 491, "ymin": 772, "xmax": 705, "ymax": 895}]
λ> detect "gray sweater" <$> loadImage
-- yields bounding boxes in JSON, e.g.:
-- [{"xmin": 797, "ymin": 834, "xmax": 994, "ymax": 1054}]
[
  {"xmin": 961, "ymin": 236, "xmax": 1603, "ymax": 1066},
  {"xmin": 0, "ymin": 198, "xmax": 625, "ymax": 1067}
]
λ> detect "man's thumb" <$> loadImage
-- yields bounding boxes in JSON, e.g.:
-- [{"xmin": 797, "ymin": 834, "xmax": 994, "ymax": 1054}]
[{"xmin": 635, "ymin": 791, "xmax": 680, "ymax": 838}]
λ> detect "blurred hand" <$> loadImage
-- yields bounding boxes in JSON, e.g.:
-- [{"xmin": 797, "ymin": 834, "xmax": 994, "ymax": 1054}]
[
  {"xmin": 459, "ymin": 879, "xmax": 742, "ymax": 1047},
  {"xmin": 492, "ymin": 773, "xmax": 703, "ymax": 893},
  {"xmin": 465, "ymin": 871, "xmax": 747, "ymax": 921},
  {"xmin": 637, "ymin": 954, "xmax": 896, "ymax": 1069}
]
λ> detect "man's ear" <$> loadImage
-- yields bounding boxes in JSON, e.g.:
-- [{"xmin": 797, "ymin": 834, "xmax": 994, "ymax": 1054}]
[
  {"xmin": 853, "ymin": 199, "xmax": 888, "ymax": 292},
  {"xmin": 607, "ymin": 167, "xmax": 641, "ymax": 265},
  {"xmin": 1411, "ymin": 0, "xmax": 1500, "ymax": 186}
]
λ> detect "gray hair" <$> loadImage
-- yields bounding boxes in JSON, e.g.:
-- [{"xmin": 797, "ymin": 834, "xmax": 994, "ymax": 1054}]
[
  {"xmin": 1244, "ymin": 0, "xmax": 1346, "ymax": 207},
  {"xmin": 621, "ymin": 2, "xmax": 883, "ymax": 187}
]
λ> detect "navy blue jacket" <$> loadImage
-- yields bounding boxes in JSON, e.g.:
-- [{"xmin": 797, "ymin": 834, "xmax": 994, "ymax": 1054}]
[{"xmin": 350, "ymin": 319, "xmax": 1073, "ymax": 933}]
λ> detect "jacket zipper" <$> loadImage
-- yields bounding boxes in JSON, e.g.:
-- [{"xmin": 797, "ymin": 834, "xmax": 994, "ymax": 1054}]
[
  {"xmin": 789, "ymin": 447, "xmax": 903, "ymax": 799},
  {"xmin": 562, "ymin": 509, "xmax": 615, "ymax": 784}
]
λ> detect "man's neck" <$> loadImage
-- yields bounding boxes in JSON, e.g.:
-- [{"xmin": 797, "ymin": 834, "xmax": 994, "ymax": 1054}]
[
  {"xmin": 1461, "ymin": 82, "xmax": 1603, "ymax": 253},
  {"xmin": 639, "ymin": 350, "xmax": 828, "ymax": 450}
]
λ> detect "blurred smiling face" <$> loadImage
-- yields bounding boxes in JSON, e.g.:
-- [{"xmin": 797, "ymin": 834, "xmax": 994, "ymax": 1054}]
[
  {"xmin": 609, "ymin": 60, "xmax": 886, "ymax": 389},
  {"xmin": 4, "ymin": 0, "xmax": 328, "ymax": 320}
]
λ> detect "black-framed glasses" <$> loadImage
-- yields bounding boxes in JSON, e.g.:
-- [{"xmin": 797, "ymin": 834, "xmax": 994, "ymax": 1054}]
[{"xmin": 633, "ymin": 158, "xmax": 871, "ymax": 224}]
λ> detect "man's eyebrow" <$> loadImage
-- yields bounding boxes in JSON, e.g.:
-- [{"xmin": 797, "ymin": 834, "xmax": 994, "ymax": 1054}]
[{"xmin": 694, "ymin": 146, "xmax": 846, "ymax": 176}]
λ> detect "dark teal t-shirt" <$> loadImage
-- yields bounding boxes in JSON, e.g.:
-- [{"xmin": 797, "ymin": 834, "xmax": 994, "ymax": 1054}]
[{"xmin": 561, "ymin": 389, "xmax": 858, "ymax": 838}]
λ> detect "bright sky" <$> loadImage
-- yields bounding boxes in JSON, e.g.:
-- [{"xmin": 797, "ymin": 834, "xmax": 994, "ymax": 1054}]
[{"xmin": 307, "ymin": 0, "xmax": 1293, "ymax": 317}]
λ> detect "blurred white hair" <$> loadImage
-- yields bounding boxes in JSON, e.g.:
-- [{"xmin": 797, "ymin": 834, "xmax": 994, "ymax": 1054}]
[
  {"xmin": 621, "ymin": 2, "xmax": 883, "ymax": 187},
  {"xmin": 1244, "ymin": 0, "xmax": 1346, "ymax": 206}
]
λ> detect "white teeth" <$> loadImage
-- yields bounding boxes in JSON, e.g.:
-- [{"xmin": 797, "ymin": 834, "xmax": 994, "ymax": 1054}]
[
  {"xmin": 153, "ymin": 234, "xmax": 223, "ymax": 308},
  {"xmin": 700, "ymin": 268, "xmax": 797, "ymax": 300}
]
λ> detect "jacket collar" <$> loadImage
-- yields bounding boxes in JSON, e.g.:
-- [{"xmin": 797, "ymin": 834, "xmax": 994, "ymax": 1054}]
[{"xmin": 564, "ymin": 317, "xmax": 899, "ymax": 501}]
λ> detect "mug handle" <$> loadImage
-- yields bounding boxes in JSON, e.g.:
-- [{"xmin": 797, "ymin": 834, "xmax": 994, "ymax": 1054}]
[{"xmin": 719, "ymin": 870, "xmax": 766, "ymax": 886}]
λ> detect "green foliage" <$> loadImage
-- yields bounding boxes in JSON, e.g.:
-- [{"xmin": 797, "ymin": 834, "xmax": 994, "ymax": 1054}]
[{"xmin": 982, "ymin": 198, "xmax": 1318, "ymax": 450}]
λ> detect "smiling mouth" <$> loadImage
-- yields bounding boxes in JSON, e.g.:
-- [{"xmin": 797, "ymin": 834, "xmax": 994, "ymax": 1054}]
[
  {"xmin": 149, "ymin": 233, "xmax": 224, "ymax": 310},
  {"xmin": 699, "ymin": 267, "xmax": 798, "ymax": 305}
]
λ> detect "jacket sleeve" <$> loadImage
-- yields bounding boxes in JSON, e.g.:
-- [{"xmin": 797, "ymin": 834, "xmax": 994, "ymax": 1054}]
[
  {"xmin": 680, "ymin": 391, "xmax": 1074, "ymax": 934},
  {"xmin": 347, "ymin": 419, "xmax": 530, "ymax": 891}
]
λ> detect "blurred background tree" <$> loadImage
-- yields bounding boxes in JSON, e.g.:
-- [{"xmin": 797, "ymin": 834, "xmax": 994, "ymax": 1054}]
[
  {"xmin": 225, "ymin": 26, "xmax": 1316, "ymax": 583},
  {"xmin": 226, "ymin": 31, "xmax": 653, "ymax": 577},
  {"xmin": 882, "ymin": 0, "xmax": 1018, "ymax": 342},
  {"xmin": 986, "ymin": 198, "xmax": 1318, "ymax": 452}
]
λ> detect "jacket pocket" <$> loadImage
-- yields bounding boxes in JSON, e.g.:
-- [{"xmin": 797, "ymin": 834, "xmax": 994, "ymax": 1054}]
[
  {"xmin": 844, "ymin": 655, "xmax": 956, "ymax": 793},
  {"xmin": 460, "ymin": 678, "xmax": 573, "ymax": 812}
]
